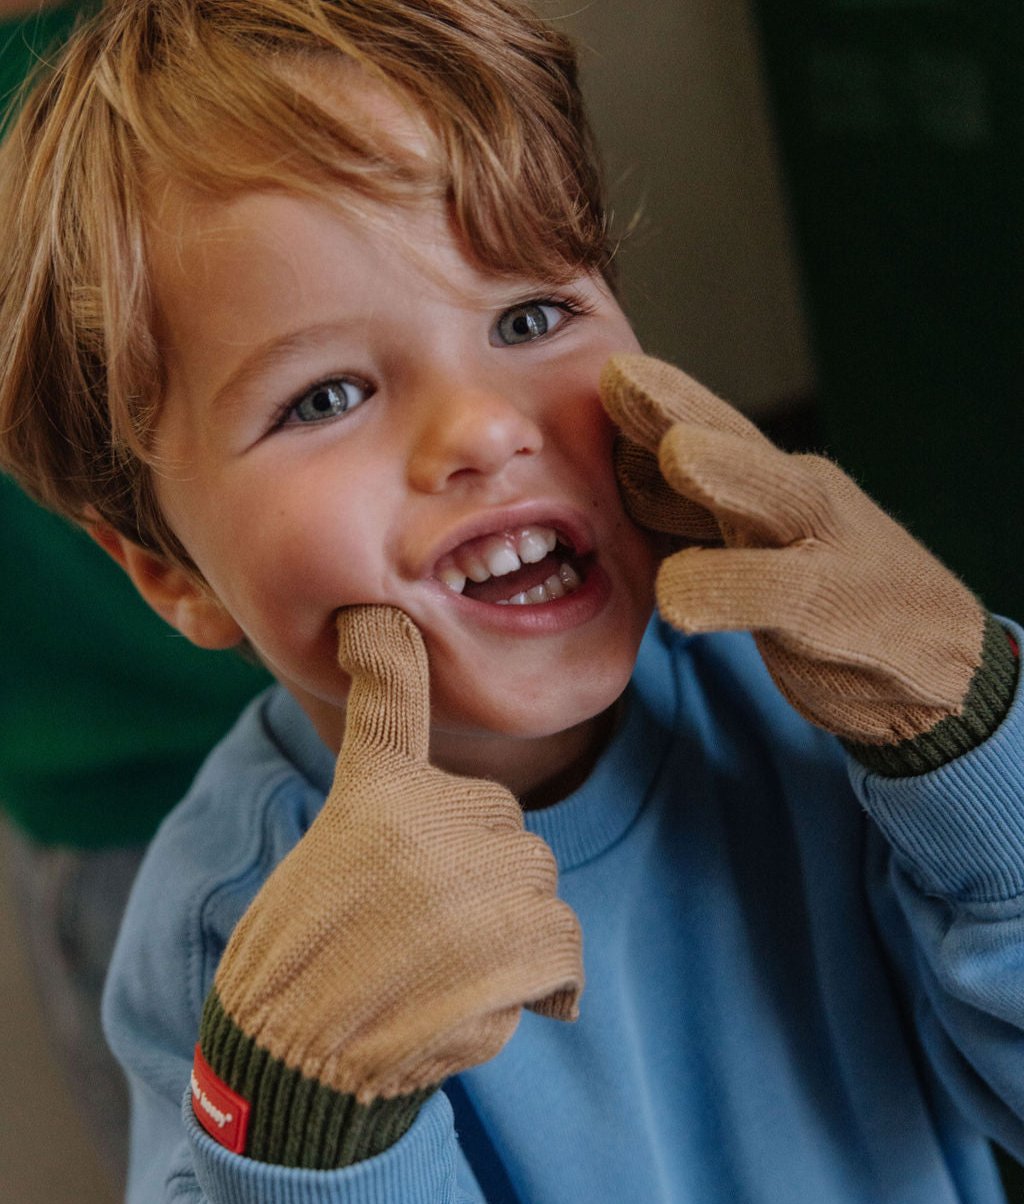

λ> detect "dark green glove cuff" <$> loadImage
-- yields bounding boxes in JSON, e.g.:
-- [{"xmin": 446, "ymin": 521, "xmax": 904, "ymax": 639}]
[
  {"xmin": 844, "ymin": 614, "xmax": 1019, "ymax": 777},
  {"xmin": 198, "ymin": 989, "xmax": 436, "ymax": 1168}
]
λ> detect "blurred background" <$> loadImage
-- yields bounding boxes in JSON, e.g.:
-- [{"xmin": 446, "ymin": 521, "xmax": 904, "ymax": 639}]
[{"xmin": 2, "ymin": 0, "xmax": 1021, "ymax": 1200}]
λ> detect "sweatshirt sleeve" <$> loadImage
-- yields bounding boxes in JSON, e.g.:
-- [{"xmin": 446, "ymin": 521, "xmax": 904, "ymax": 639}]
[
  {"xmin": 106, "ymin": 926, "xmax": 482, "ymax": 1204},
  {"xmin": 105, "ymin": 877, "xmax": 483, "ymax": 1204},
  {"xmin": 185, "ymin": 1088, "xmax": 471, "ymax": 1204},
  {"xmin": 101, "ymin": 703, "xmax": 486, "ymax": 1204},
  {"xmin": 109, "ymin": 1039, "xmax": 472, "ymax": 1204},
  {"xmin": 849, "ymin": 618, "xmax": 1024, "ymax": 1157}
]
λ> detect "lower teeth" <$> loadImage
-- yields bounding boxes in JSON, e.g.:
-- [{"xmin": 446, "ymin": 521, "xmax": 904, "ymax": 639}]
[{"xmin": 496, "ymin": 563, "xmax": 582, "ymax": 606}]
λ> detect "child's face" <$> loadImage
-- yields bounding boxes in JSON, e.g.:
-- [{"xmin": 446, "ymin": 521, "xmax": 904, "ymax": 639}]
[{"xmin": 143, "ymin": 161, "xmax": 658, "ymax": 795}]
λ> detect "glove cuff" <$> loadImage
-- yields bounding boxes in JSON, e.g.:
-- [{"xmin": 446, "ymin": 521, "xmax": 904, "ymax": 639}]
[
  {"xmin": 196, "ymin": 989, "xmax": 436, "ymax": 1167},
  {"xmin": 844, "ymin": 614, "xmax": 1019, "ymax": 777}
]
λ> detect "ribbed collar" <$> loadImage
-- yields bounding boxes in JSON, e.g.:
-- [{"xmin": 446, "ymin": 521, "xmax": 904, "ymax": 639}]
[{"xmin": 524, "ymin": 621, "xmax": 679, "ymax": 872}]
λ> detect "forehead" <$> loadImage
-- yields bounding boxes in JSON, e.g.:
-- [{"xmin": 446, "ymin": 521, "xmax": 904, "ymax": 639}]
[
  {"xmin": 135, "ymin": 39, "xmax": 604, "ymax": 359},
  {"xmin": 142, "ymin": 66, "xmax": 464, "ymax": 343},
  {"xmin": 147, "ymin": 184, "xmax": 481, "ymax": 327}
]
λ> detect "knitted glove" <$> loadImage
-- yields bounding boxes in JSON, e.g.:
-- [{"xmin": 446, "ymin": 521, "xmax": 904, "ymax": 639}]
[
  {"xmin": 193, "ymin": 605, "xmax": 582, "ymax": 1167},
  {"xmin": 601, "ymin": 354, "xmax": 1018, "ymax": 775}
]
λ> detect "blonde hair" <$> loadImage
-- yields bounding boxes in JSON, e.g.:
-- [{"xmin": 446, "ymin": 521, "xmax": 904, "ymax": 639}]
[{"xmin": 0, "ymin": 0, "xmax": 612, "ymax": 561}]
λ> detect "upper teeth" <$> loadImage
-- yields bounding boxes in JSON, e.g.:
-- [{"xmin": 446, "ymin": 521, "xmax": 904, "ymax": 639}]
[{"xmin": 437, "ymin": 525, "xmax": 560, "ymax": 594}]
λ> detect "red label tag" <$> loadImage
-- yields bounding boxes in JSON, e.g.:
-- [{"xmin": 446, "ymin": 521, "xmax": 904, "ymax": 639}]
[{"xmin": 191, "ymin": 1044, "xmax": 251, "ymax": 1155}]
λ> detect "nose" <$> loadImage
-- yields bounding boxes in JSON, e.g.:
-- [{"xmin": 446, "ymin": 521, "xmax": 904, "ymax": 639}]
[{"xmin": 406, "ymin": 380, "xmax": 544, "ymax": 494}]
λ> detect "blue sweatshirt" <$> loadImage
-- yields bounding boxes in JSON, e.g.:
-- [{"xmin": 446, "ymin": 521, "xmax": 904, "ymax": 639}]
[{"xmin": 103, "ymin": 620, "xmax": 1024, "ymax": 1202}]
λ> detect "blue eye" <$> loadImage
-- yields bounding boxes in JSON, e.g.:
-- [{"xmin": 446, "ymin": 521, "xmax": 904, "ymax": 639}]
[
  {"xmin": 287, "ymin": 377, "xmax": 372, "ymax": 424},
  {"xmin": 493, "ymin": 302, "xmax": 565, "ymax": 347}
]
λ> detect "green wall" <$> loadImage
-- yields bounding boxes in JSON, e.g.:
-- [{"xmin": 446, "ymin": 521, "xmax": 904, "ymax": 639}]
[{"xmin": 752, "ymin": 0, "xmax": 1024, "ymax": 621}]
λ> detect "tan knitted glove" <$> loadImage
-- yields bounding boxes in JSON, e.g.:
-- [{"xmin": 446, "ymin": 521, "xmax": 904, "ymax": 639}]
[
  {"xmin": 601, "ymin": 354, "xmax": 1017, "ymax": 773},
  {"xmin": 195, "ymin": 605, "xmax": 582, "ymax": 1167}
]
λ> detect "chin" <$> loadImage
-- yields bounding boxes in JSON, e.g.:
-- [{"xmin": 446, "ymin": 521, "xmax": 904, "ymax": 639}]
[{"xmin": 431, "ymin": 650, "xmax": 637, "ymax": 742}]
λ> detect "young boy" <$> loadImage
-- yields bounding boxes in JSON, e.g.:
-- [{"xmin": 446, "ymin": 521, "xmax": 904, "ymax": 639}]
[{"xmin": 2, "ymin": 1, "xmax": 1023, "ymax": 1201}]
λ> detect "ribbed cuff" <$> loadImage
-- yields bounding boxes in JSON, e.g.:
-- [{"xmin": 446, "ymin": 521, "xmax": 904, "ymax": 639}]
[
  {"xmin": 199, "ymin": 989, "xmax": 436, "ymax": 1168},
  {"xmin": 844, "ymin": 614, "xmax": 1020, "ymax": 777}
]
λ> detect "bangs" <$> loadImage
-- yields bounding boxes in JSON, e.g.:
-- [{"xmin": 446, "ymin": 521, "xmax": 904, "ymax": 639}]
[{"xmin": 100, "ymin": 0, "xmax": 611, "ymax": 283}]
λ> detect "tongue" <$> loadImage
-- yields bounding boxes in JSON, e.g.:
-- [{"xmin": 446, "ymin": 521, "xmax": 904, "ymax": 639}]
[{"xmin": 463, "ymin": 551, "xmax": 565, "ymax": 604}]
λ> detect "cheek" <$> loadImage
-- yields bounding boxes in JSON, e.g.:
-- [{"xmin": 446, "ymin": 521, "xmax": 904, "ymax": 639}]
[
  {"xmin": 544, "ymin": 378, "xmax": 614, "ymax": 464},
  {"xmin": 168, "ymin": 474, "xmax": 389, "ymax": 640},
  {"xmin": 243, "ymin": 511, "xmax": 382, "ymax": 623},
  {"xmin": 562, "ymin": 401, "xmax": 661, "ymax": 619},
  {"xmin": 551, "ymin": 397, "xmax": 630, "ymax": 529}
]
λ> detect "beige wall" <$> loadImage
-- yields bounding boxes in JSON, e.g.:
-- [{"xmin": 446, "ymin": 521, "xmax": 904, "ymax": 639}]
[
  {"xmin": 0, "ymin": 826, "xmax": 116, "ymax": 1204},
  {"xmin": 553, "ymin": 0, "xmax": 816, "ymax": 416}
]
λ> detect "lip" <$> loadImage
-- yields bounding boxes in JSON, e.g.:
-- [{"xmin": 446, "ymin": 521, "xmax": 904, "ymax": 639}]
[
  {"xmin": 420, "ymin": 501, "xmax": 596, "ymax": 580},
  {"xmin": 432, "ymin": 557, "xmax": 612, "ymax": 636},
  {"xmin": 418, "ymin": 501, "xmax": 609, "ymax": 636}
]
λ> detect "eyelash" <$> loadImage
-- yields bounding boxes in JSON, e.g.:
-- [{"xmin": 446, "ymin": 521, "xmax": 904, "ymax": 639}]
[{"xmin": 270, "ymin": 289, "xmax": 596, "ymax": 431}]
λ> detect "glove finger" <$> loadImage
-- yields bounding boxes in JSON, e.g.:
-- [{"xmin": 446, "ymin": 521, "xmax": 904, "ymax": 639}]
[
  {"xmin": 756, "ymin": 633, "xmax": 963, "ymax": 720},
  {"xmin": 529, "ymin": 985, "xmax": 581, "ymax": 1022},
  {"xmin": 659, "ymin": 425, "xmax": 830, "ymax": 548},
  {"xmin": 601, "ymin": 353, "xmax": 765, "ymax": 451},
  {"xmin": 655, "ymin": 544, "xmax": 832, "ymax": 637},
  {"xmin": 370, "ymin": 892, "xmax": 583, "ymax": 1091},
  {"xmin": 336, "ymin": 604, "xmax": 432, "ymax": 763},
  {"xmin": 660, "ymin": 547, "xmax": 984, "ymax": 715},
  {"xmin": 522, "ymin": 898, "xmax": 584, "ymax": 1021},
  {"xmin": 614, "ymin": 437, "xmax": 723, "ymax": 542}
]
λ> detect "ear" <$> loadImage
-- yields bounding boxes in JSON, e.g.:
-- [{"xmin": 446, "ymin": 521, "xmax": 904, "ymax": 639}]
[{"xmin": 88, "ymin": 521, "xmax": 245, "ymax": 651}]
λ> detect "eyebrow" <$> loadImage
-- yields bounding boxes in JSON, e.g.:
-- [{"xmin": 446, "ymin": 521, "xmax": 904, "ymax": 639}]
[{"xmin": 206, "ymin": 321, "xmax": 359, "ymax": 416}]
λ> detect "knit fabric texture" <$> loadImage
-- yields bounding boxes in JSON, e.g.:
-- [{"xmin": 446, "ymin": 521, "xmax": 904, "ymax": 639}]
[
  {"xmin": 844, "ymin": 612, "xmax": 1019, "ymax": 776},
  {"xmin": 601, "ymin": 354, "xmax": 1000, "ymax": 751},
  {"xmin": 199, "ymin": 604, "xmax": 582, "ymax": 1166},
  {"xmin": 200, "ymin": 989, "xmax": 434, "ymax": 1167}
]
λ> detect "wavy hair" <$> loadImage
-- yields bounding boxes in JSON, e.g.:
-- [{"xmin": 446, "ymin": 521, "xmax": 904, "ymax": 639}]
[{"xmin": 0, "ymin": 0, "xmax": 612, "ymax": 560}]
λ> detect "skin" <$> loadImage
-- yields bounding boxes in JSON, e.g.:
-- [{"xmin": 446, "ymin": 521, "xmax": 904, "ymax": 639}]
[{"xmin": 98, "ymin": 88, "xmax": 660, "ymax": 807}]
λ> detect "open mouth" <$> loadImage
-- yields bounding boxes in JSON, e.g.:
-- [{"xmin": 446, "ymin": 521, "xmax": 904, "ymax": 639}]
[{"xmin": 434, "ymin": 524, "xmax": 589, "ymax": 607}]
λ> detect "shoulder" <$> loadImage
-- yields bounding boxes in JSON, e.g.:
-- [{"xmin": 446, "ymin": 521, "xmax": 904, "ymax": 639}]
[
  {"xmin": 102, "ymin": 685, "xmax": 331, "ymax": 1082},
  {"xmin": 140, "ymin": 683, "xmax": 332, "ymax": 889},
  {"xmin": 636, "ymin": 619, "xmax": 847, "ymax": 783},
  {"xmin": 638, "ymin": 619, "xmax": 810, "ymax": 729}
]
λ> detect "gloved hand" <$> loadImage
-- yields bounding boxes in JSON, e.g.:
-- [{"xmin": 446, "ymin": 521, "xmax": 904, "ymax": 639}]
[
  {"xmin": 195, "ymin": 604, "xmax": 582, "ymax": 1167},
  {"xmin": 601, "ymin": 354, "xmax": 1017, "ymax": 774}
]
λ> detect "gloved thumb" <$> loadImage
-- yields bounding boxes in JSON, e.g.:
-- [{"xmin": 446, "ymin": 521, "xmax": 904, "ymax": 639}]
[{"xmin": 336, "ymin": 604, "xmax": 432, "ymax": 764}]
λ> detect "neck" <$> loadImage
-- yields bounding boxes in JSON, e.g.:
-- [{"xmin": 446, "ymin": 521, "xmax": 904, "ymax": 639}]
[
  {"xmin": 429, "ymin": 702, "xmax": 620, "ymax": 811},
  {"xmin": 292, "ymin": 679, "xmax": 623, "ymax": 812}
]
